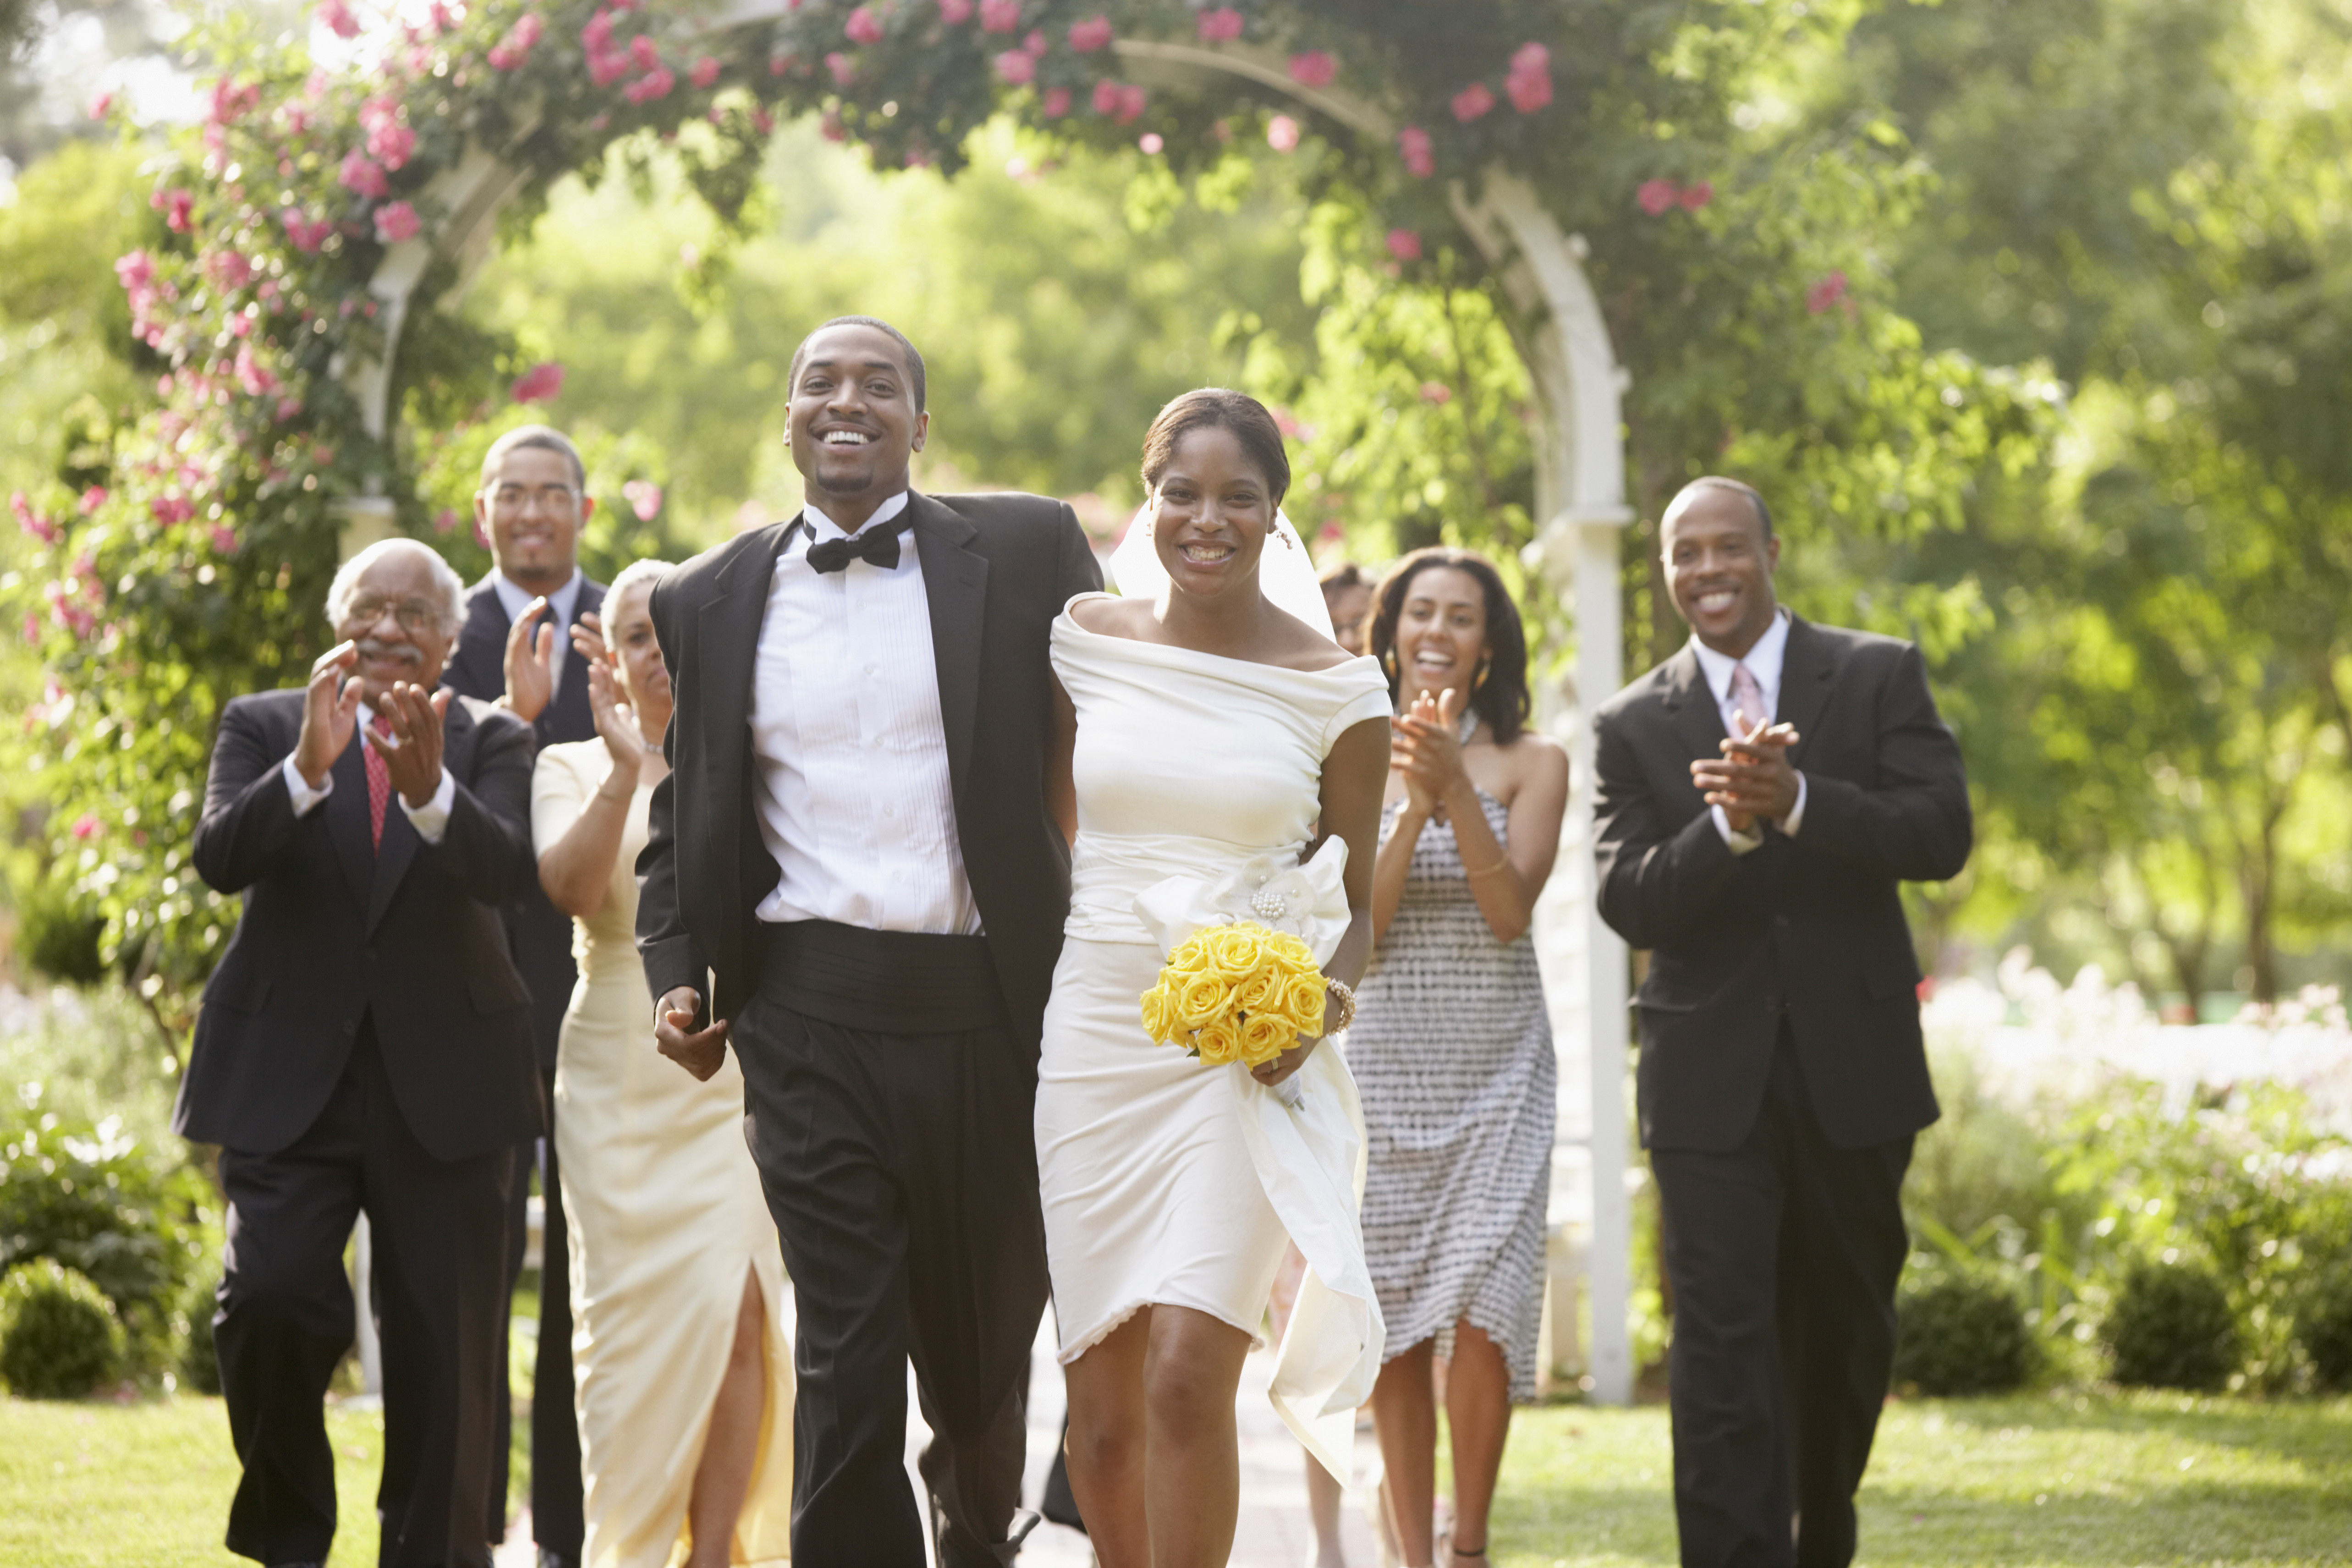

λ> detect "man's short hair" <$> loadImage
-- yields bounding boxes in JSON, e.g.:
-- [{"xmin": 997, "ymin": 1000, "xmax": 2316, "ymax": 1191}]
[
  {"xmin": 1664, "ymin": 475, "xmax": 1773, "ymax": 541},
  {"xmin": 787, "ymin": 315, "xmax": 927, "ymax": 414},
  {"xmin": 325, "ymin": 538, "xmax": 467, "ymax": 636},
  {"xmin": 481, "ymin": 424, "xmax": 586, "ymax": 491}
]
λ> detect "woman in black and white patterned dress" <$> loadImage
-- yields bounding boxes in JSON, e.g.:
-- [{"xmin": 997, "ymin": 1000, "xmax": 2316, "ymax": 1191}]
[{"xmin": 1350, "ymin": 549, "xmax": 1568, "ymax": 1568}]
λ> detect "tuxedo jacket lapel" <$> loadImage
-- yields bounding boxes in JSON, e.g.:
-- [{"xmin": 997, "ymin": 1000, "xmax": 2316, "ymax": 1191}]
[
  {"xmin": 1778, "ymin": 616, "xmax": 1838, "ymax": 769},
  {"xmin": 694, "ymin": 522, "xmax": 787, "ymax": 928},
  {"xmin": 911, "ymin": 493, "xmax": 986, "ymax": 801},
  {"xmin": 1660, "ymin": 644, "xmax": 1727, "ymax": 769}
]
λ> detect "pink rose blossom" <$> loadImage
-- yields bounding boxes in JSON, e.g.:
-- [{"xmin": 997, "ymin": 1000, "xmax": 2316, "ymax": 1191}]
[
  {"xmin": 939, "ymin": 0, "xmax": 973, "ymax": 19},
  {"xmin": 753, "ymin": 106, "xmax": 775, "ymax": 134},
  {"xmin": 993, "ymin": 49, "xmax": 1035, "ymax": 85},
  {"xmin": 114, "ymin": 250, "xmax": 155, "ymax": 291},
  {"xmin": 690, "ymin": 55, "xmax": 721, "ymax": 87},
  {"xmin": 589, "ymin": 48, "xmax": 630, "ymax": 86},
  {"xmin": 11, "ymin": 491, "xmax": 59, "ymax": 543},
  {"xmin": 317, "ymin": 0, "xmax": 361, "ymax": 40},
  {"xmin": 276, "ymin": 395, "xmax": 304, "ymax": 422},
  {"xmin": 211, "ymin": 525, "xmax": 239, "ymax": 554},
  {"xmin": 234, "ymin": 343, "xmax": 279, "ymax": 396},
  {"xmin": 1504, "ymin": 42, "xmax": 1552, "ymax": 113},
  {"xmin": 281, "ymin": 210, "xmax": 334, "ymax": 252},
  {"xmin": 624, "ymin": 66, "xmax": 674, "ymax": 103},
  {"xmin": 1114, "ymin": 83, "xmax": 1147, "ymax": 123},
  {"xmin": 488, "ymin": 15, "xmax": 542, "ymax": 70},
  {"xmin": 88, "ymin": 90, "xmax": 114, "ymax": 120},
  {"xmin": 1139, "ymin": 132, "xmax": 1163, "ymax": 154},
  {"xmin": 1806, "ymin": 270, "xmax": 1850, "ymax": 315},
  {"xmin": 1636, "ymin": 177, "xmax": 1677, "ymax": 215},
  {"xmin": 1023, "ymin": 28, "xmax": 1046, "ymax": 54},
  {"xmin": 155, "ymin": 188, "xmax": 194, "ymax": 232},
  {"xmin": 820, "ymin": 108, "xmax": 847, "ymax": 140},
  {"xmin": 629, "ymin": 33, "xmax": 660, "ymax": 68},
  {"xmin": 149, "ymin": 494, "xmax": 193, "ymax": 525},
  {"xmin": 978, "ymin": 0, "xmax": 1019, "ymax": 33},
  {"xmin": 1265, "ymin": 115, "xmax": 1299, "ymax": 152},
  {"xmin": 622, "ymin": 479, "xmax": 664, "ymax": 521},
  {"xmin": 1040, "ymin": 86, "xmax": 1070, "ymax": 117},
  {"xmin": 78, "ymin": 486, "xmax": 108, "ymax": 515},
  {"xmin": 511, "ymin": 361, "xmax": 565, "ymax": 403},
  {"xmin": 339, "ymin": 152, "xmax": 390, "ymax": 199},
  {"xmin": 368, "ymin": 121, "xmax": 417, "ymax": 170},
  {"xmin": 1287, "ymin": 51, "xmax": 1336, "ymax": 88},
  {"xmin": 845, "ymin": 6, "xmax": 883, "ymax": 44},
  {"xmin": 429, "ymin": 1, "xmax": 455, "ymax": 33},
  {"xmin": 1451, "ymin": 82, "xmax": 1495, "ymax": 122},
  {"xmin": 825, "ymin": 52, "xmax": 856, "ymax": 85},
  {"xmin": 583, "ymin": 10, "xmax": 616, "ymax": 52},
  {"xmin": 71, "ymin": 812, "xmax": 101, "ymax": 840},
  {"xmin": 1678, "ymin": 180, "xmax": 1713, "ymax": 211},
  {"xmin": 1386, "ymin": 228, "xmax": 1422, "ymax": 261},
  {"xmin": 1196, "ymin": 7, "xmax": 1242, "ymax": 42},
  {"xmin": 373, "ymin": 201, "xmax": 420, "ymax": 243},
  {"xmin": 1419, "ymin": 381, "xmax": 1452, "ymax": 404},
  {"xmin": 433, "ymin": 507, "xmax": 458, "ymax": 534},
  {"xmin": 1397, "ymin": 124, "xmax": 1434, "ymax": 177},
  {"xmin": 1068, "ymin": 15, "xmax": 1111, "ymax": 51}
]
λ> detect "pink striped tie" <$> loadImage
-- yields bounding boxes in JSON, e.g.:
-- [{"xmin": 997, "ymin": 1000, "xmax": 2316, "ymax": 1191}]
[
  {"xmin": 365, "ymin": 713, "xmax": 392, "ymax": 852},
  {"xmin": 1730, "ymin": 662, "xmax": 1768, "ymax": 735}
]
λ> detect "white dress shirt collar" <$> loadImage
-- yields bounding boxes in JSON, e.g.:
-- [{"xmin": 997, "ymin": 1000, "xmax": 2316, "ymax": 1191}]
[
  {"xmin": 1690, "ymin": 604, "xmax": 1792, "ymax": 717},
  {"xmin": 491, "ymin": 565, "xmax": 583, "ymax": 627}
]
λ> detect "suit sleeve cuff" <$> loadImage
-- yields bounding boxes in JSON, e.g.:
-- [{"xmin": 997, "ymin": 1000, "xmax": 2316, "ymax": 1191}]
[
  {"xmin": 1779, "ymin": 771, "xmax": 1809, "ymax": 837},
  {"xmin": 398, "ymin": 766, "xmax": 455, "ymax": 844},
  {"xmin": 282, "ymin": 754, "xmax": 331, "ymax": 816},
  {"xmin": 1712, "ymin": 802, "xmax": 1764, "ymax": 855}
]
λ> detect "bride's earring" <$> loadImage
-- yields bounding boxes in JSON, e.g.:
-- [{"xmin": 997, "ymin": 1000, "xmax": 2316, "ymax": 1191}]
[{"xmin": 1473, "ymin": 656, "xmax": 1491, "ymax": 692}]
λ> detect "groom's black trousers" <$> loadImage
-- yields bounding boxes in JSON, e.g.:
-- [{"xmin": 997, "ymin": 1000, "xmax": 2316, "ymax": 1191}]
[
  {"xmin": 737, "ymin": 921, "xmax": 1049, "ymax": 1567},
  {"xmin": 1649, "ymin": 1028, "xmax": 1911, "ymax": 1568}
]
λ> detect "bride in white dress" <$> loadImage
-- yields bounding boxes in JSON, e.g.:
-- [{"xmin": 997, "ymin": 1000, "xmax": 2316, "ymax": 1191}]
[{"xmin": 1038, "ymin": 388, "xmax": 1392, "ymax": 1566}]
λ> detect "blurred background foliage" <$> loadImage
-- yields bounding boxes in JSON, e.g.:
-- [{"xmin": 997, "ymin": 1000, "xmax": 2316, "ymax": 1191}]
[{"xmin": 0, "ymin": 0, "xmax": 2346, "ymax": 1022}]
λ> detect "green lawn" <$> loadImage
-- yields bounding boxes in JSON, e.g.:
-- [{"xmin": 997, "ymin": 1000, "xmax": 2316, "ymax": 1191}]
[
  {"xmin": 3, "ymin": 1388, "xmax": 2345, "ymax": 1565},
  {"xmin": 1493, "ymin": 1391, "xmax": 2352, "ymax": 1566}
]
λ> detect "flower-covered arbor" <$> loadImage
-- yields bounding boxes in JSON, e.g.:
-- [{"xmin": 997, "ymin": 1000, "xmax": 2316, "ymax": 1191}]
[{"xmin": 16, "ymin": 0, "xmax": 2006, "ymax": 1401}]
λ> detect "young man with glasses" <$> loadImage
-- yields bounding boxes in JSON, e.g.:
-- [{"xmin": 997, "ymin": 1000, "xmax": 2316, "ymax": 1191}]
[{"xmin": 439, "ymin": 424, "xmax": 608, "ymax": 1568}]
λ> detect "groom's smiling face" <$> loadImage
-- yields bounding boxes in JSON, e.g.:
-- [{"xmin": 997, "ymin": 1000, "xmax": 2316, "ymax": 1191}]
[{"xmin": 785, "ymin": 323, "xmax": 929, "ymax": 514}]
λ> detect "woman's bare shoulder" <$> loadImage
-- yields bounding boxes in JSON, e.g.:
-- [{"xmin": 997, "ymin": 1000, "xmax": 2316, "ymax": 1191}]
[{"xmin": 1069, "ymin": 594, "xmax": 1152, "ymax": 638}]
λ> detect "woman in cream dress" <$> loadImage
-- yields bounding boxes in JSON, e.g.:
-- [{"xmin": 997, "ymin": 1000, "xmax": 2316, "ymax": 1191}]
[
  {"xmin": 532, "ymin": 560, "xmax": 793, "ymax": 1568},
  {"xmin": 1039, "ymin": 390, "xmax": 1392, "ymax": 1567}
]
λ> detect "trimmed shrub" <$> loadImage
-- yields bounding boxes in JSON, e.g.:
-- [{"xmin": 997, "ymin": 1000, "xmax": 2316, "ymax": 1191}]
[
  {"xmin": 0, "ymin": 1259, "xmax": 125, "ymax": 1397},
  {"xmin": 1895, "ymin": 1275, "xmax": 2035, "ymax": 1396},
  {"xmin": 2104, "ymin": 1259, "xmax": 2241, "ymax": 1391},
  {"xmin": 2297, "ymin": 1262, "xmax": 2352, "ymax": 1392}
]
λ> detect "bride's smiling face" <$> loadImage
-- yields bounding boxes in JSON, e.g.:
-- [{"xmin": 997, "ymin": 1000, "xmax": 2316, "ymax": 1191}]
[{"xmin": 1150, "ymin": 425, "xmax": 1274, "ymax": 602}]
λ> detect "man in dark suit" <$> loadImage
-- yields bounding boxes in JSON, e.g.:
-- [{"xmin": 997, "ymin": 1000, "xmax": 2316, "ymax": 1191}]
[
  {"xmin": 1594, "ymin": 477, "xmax": 1972, "ymax": 1568},
  {"xmin": 638, "ymin": 316, "xmax": 1100, "ymax": 1565},
  {"xmin": 436, "ymin": 424, "xmax": 606, "ymax": 1566},
  {"xmin": 180, "ymin": 537, "xmax": 541, "ymax": 1568}
]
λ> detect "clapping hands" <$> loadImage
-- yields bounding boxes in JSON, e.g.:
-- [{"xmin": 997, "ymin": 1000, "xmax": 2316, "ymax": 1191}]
[
  {"xmin": 1392, "ymin": 685, "xmax": 1470, "ymax": 819},
  {"xmin": 1691, "ymin": 712, "xmax": 1801, "ymax": 832},
  {"xmin": 588, "ymin": 649, "xmax": 643, "ymax": 777}
]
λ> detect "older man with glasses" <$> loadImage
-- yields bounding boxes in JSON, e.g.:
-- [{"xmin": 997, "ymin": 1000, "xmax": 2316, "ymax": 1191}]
[
  {"xmin": 178, "ymin": 537, "xmax": 542, "ymax": 1568},
  {"xmin": 438, "ymin": 425, "xmax": 611, "ymax": 1566}
]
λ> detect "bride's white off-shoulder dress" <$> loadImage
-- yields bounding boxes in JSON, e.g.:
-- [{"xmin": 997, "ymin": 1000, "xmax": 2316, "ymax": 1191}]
[{"xmin": 1036, "ymin": 596, "xmax": 1391, "ymax": 1474}]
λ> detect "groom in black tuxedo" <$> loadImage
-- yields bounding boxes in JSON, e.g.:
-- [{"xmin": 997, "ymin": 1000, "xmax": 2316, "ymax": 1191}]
[
  {"xmin": 637, "ymin": 316, "xmax": 1101, "ymax": 1565},
  {"xmin": 1594, "ymin": 478, "xmax": 1971, "ymax": 1568}
]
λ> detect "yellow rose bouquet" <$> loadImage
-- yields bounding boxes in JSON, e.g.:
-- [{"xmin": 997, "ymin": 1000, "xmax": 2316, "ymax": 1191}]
[{"xmin": 1137, "ymin": 920, "xmax": 1325, "ymax": 1067}]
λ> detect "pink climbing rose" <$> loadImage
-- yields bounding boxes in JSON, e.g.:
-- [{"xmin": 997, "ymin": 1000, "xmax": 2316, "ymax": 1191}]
[
  {"xmin": 939, "ymin": 0, "xmax": 973, "ymax": 19},
  {"xmin": 622, "ymin": 480, "xmax": 664, "ymax": 521},
  {"xmin": 1287, "ymin": 51, "xmax": 1336, "ymax": 88},
  {"xmin": 845, "ymin": 6, "xmax": 883, "ymax": 44},
  {"xmin": 511, "ymin": 362, "xmax": 565, "ymax": 403},
  {"xmin": 1678, "ymin": 180, "xmax": 1713, "ymax": 211},
  {"xmin": 1451, "ymin": 82, "xmax": 1495, "ymax": 122},
  {"xmin": 1386, "ymin": 228, "xmax": 1422, "ymax": 262},
  {"xmin": 978, "ymin": 0, "xmax": 1019, "ymax": 32},
  {"xmin": 373, "ymin": 201, "xmax": 421, "ymax": 243},
  {"xmin": 624, "ymin": 66, "xmax": 674, "ymax": 102},
  {"xmin": 339, "ymin": 151, "xmax": 390, "ymax": 199},
  {"xmin": 1265, "ymin": 115, "xmax": 1300, "ymax": 152},
  {"xmin": 1397, "ymin": 124, "xmax": 1434, "ymax": 177},
  {"xmin": 1069, "ymin": 14, "xmax": 1111, "ymax": 51},
  {"xmin": 993, "ymin": 49, "xmax": 1035, "ymax": 85},
  {"xmin": 1636, "ymin": 178, "xmax": 1677, "ymax": 215},
  {"xmin": 316, "ymin": 0, "xmax": 361, "ymax": 40},
  {"xmin": 825, "ymin": 52, "xmax": 856, "ymax": 85},
  {"xmin": 1197, "ymin": 8, "xmax": 1242, "ymax": 42},
  {"xmin": 1806, "ymin": 271, "xmax": 1850, "ymax": 315},
  {"xmin": 1040, "ymin": 86, "xmax": 1071, "ymax": 117},
  {"xmin": 690, "ymin": 55, "xmax": 721, "ymax": 88},
  {"xmin": 1505, "ymin": 42, "xmax": 1552, "ymax": 112}
]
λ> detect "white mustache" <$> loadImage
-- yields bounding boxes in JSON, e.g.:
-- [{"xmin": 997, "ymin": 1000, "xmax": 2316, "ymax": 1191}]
[{"xmin": 356, "ymin": 638, "xmax": 421, "ymax": 664}]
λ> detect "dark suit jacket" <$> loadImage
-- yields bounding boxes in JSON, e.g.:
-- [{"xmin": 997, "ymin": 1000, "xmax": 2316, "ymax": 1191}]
[
  {"xmin": 440, "ymin": 572, "xmax": 607, "ymax": 1067},
  {"xmin": 175, "ymin": 687, "xmax": 544, "ymax": 1162},
  {"xmin": 635, "ymin": 490, "xmax": 1103, "ymax": 1033},
  {"xmin": 1593, "ymin": 616, "xmax": 1971, "ymax": 1154}
]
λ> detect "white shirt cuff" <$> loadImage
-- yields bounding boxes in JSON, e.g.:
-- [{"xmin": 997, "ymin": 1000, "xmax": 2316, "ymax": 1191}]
[
  {"xmin": 1711, "ymin": 803, "xmax": 1764, "ymax": 855},
  {"xmin": 1780, "ymin": 772, "xmax": 1808, "ymax": 837},
  {"xmin": 398, "ymin": 765, "xmax": 456, "ymax": 845},
  {"xmin": 282, "ymin": 754, "xmax": 331, "ymax": 816}
]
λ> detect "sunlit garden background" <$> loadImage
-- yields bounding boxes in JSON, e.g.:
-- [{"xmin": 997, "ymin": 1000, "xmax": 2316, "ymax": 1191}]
[{"xmin": 3, "ymin": 0, "xmax": 2351, "ymax": 1562}]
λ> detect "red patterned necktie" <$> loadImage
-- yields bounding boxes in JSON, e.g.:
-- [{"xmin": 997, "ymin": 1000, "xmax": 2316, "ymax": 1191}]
[
  {"xmin": 1730, "ymin": 662, "xmax": 1768, "ymax": 736},
  {"xmin": 364, "ymin": 712, "xmax": 392, "ymax": 853}
]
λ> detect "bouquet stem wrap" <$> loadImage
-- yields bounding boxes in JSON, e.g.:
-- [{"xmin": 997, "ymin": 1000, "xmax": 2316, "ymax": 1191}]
[{"xmin": 1130, "ymin": 837, "xmax": 1386, "ymax": 1481}]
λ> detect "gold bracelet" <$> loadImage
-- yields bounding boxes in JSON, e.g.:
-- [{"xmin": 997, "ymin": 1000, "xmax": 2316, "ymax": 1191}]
[{"xmin": 1461, "ymin": 851, "xmax": 1511, "ymax": 879}]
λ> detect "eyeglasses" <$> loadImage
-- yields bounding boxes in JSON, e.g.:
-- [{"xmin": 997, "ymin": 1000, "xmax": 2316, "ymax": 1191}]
[
  {"xmin": 344, "ymin": 596, "xmax": 445, "ymax": 633},
  {"xmin": 487, "ymin": 483, "xmax": 581, "ymax": 514}
]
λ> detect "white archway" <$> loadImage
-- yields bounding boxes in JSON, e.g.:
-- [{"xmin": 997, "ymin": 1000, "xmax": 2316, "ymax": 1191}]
[{"xmin": 337, "ymin": 23, "xmax": 1637, "ymax": 1406}]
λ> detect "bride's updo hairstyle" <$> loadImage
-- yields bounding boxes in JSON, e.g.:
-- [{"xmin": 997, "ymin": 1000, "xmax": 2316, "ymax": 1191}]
[
  {"xmin": 1139, "ymin": 388, "xmax": 1291, "ymax": 511},
  {"xmin": 1367, "ymin": 548, "xmax": 1533, "ymax": 745}
]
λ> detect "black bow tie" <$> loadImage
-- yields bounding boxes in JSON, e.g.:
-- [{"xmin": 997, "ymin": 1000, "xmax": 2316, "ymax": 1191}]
[{"xmin": 803, "ymin": 511, "xmax": 914, "ymax": 574}]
